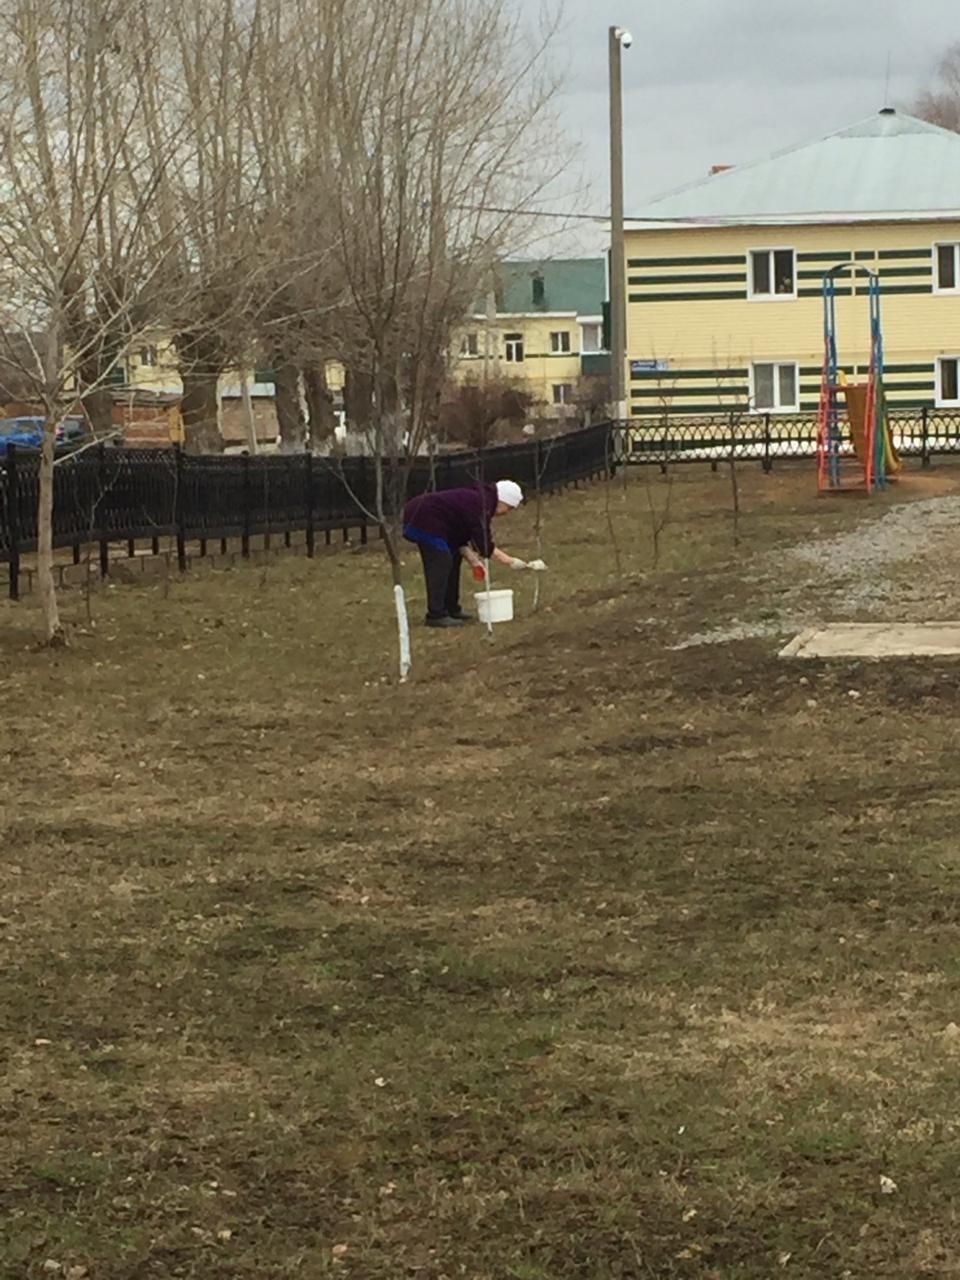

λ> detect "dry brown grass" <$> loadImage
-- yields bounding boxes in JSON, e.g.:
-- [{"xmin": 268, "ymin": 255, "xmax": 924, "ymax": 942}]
[{"xmin": 4, "ymin": 463, "xmax": 960, "ymax": 1278}]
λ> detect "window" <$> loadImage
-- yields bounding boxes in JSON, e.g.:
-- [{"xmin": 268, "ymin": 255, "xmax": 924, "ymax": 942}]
[
  {"xmin": 751, "ymin": 361, "xmax": 798, "ymax": 412},
  {"xmin": 935, "ymin": 243, "xmax": 960, "ymax": 292},
  {"xmin": 580, "ymin": 322, "xmax": 602, "ymax": 353},
  {"xmin": 937, "ymin": 357, "xmax": 960, "ymax": 406},
  {"xmin": 504, "ymin": 332, "xmax": 524, "ymax": 363},
  {"xmin": 138, "ymin": 345, "xmax": 158, "ymax": 366},
  {"xmin": 550, "ymin": 330, "xmax": 571, "ymax": 354},
  {"xmin": 749, "ymin": 248, "xmax": 796, "ymax": 298},
  {"xmin": 460, "ymin": 332, "xmax": 479, "ymax": 357},
  {"xmin": 552, "ymin": 383, "xmax": 573, "ymax": 404}
]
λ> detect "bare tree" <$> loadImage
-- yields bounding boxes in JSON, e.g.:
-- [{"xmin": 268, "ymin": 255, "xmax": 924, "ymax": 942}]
[
  {"xmin": 439, "ymin": 379, "xmax": 534, "ymax": 450},
  {"xmin": 143, "ymin": 0, "xmax": 312, "ymax": 453},
  {"xmin": 727, "ymin": 406, "xmax": 745, "ymax": 549},
  {"xmin": 909, "ymin": 43, "xmax": 960, "ymax": 132},
  {"xmin": 0, "ymin": 0, "xmax": 214, "ymax": 643},
  {"xmin": 0, "ymin": 332, "xmax": 50, "ymax": 405},
  {"xmin": 643, "ymin": 467, "xmax": 673, "ymax": 571},
  {"xmin": 574, "ymin": 372, "xmax": 614, "ymax": 426},
  {"xmin": 302, "ymin": 362, "xmax": 339, "ymax": 449},
  {"xmin": 314, "ymin": 0, "xmax": 563, "ymax": 676},
  {"xmin": 711, "ymin": 353, "xmax": 753, "ymax": 551},
  {"xmin": 627, "ymin": 354, "xmax": 679, "ymax": 566},
  {"xmin": 530, "ymin": 429, "xmax": 560, "ymax": 612},
  {"xmin": 602, "ymin": 423, "xmax": 624, "ymax": 579}
]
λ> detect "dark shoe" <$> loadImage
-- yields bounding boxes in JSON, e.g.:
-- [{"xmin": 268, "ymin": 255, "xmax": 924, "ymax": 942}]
[
  {"xmin": 425, "ymin": 615, "xmax": 466, "ymax": 628},
  {"xmin": 448, "ymin": 609, "xmax": 474, "ymax": 622}
]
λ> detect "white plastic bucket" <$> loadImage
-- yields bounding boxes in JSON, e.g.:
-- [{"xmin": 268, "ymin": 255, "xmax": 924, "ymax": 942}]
[{"xmin": 475, "ymin": 588, "xmax": 514, "ymax": 624}]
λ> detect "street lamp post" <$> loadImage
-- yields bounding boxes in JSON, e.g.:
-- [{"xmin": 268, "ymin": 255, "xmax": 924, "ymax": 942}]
[{"xmin": 608, "ymin": 25, "xmax": 631, "ymax": 424}]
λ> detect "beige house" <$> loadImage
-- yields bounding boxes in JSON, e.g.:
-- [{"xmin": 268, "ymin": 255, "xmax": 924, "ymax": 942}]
[{"xmin": 452, "ymin": 259, "xmax": 608, "ymax": 416}]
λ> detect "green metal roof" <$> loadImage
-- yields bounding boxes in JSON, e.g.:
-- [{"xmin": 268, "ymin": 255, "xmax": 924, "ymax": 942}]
[
  {"xmin": 493, "ymin": 258, "xmax": 604, "ymax": 315},
  {"xmin": 626, "ymin": 110, "xmax": 960, "ymax": 227}
]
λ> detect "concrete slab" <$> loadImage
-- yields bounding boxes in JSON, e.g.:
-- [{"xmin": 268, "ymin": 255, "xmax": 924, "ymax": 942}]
[{"xmin": 780, "ymin": 623, "xmax": 960, "ymax": 659}]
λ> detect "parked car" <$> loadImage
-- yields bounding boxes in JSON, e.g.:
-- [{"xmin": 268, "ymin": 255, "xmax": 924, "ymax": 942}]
[
  {"xmin": 0, "ymin": 416, "xmax": 90, "ymax": 457},
  {"xmin": 0, "ymin": 418, "xmax": 43, "ymax": 456}
]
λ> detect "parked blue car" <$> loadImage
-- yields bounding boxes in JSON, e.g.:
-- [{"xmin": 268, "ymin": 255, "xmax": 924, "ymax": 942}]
[{"xmin": 0, "ymin": 416, "xmax": 89, "ymax": 457}]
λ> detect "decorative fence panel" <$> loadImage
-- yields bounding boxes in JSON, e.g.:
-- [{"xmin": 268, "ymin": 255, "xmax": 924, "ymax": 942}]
[{"xmin": 626, "ymin": 406, "xmax": 960, "ymax": 468}]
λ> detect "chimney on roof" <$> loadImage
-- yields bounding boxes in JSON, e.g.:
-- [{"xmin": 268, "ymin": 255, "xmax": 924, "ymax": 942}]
[
  {"xmin": 532, "ymin": 271, "xmax": 545, "ymax": 306},
  {"xmin": 709, "ymin": 164, "xmax": 733, "ymax": 175}
]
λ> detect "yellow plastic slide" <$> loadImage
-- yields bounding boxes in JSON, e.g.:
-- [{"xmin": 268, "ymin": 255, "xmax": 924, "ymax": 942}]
[{"xmin": 840, "ymin": 382, "xmax": 900, "ymax": 476}]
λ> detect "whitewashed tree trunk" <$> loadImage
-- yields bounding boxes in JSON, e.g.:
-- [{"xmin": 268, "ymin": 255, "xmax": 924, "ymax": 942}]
[
  {"xmin": 241, "ymin": 378, "xmax": 259, "ymax": 454},
  {"xmin": 393, "ymin": 583, "xmax": 411, "ymax": 682},
  {"xmin": 383, "ymin": 518, "xmax": 413, "ymax": 682}
]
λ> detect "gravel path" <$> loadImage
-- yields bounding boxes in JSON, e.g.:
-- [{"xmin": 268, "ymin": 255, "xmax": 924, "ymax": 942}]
[{"xmin": 675, "ymin": 495, "xmax": 960, "ymax": 648}]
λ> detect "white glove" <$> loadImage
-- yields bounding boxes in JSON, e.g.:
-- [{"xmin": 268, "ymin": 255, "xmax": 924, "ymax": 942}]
[
  {"xmin": 509, "ymin": 557, "xmax": 528, "ymax": 570},
  {"xmin": 527, "ymin": 559, "xmax": 547, "ymax": 572}
]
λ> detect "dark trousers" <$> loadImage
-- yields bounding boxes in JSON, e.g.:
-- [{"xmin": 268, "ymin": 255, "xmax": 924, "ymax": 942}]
[{"xmin": 418, "ymin": 544, "xmax": 463, "ymax": 619}]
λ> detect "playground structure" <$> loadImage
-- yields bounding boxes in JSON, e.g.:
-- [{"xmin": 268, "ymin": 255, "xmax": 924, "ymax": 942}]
[{"xmin": 816, "ymin": 262, "xmax": 901, "ymax": 493}]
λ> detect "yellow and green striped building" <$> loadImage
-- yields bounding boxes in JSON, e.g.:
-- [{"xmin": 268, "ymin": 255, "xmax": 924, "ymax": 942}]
[{"xmin": 623, "ymin": 110, "xmax": 960, "ymax": 418}]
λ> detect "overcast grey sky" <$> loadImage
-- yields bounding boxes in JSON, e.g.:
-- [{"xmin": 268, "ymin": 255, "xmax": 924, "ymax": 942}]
[{"xmin": 529, "ymin": 0, "xmax": 958, "ymax": 253}]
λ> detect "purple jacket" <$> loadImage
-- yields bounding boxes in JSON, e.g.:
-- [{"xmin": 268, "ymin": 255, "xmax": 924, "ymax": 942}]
[{"xmin": 403, "ymin": 484, "xmax": 497, "ymax": 556}]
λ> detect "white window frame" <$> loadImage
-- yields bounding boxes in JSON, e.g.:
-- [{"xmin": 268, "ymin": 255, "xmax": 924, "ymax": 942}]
[
  {"xmin": 749, "ymin": 361, "xmax": 799, "ymax": 413},
  {"xmin": 504, "ymin": 332, "xmax": 524, "ymax": 363},
  {"xmin": 550, "ymin": 330, "xmax": 571, "ymax": 354},
  {"xmin": 579, "ymin": 321, "xmax": 603, "ymax": 353},
  {"xmin": 936, "ymin": 355, "xmax": 960, "ymax": 407},
  {"xmin": 551, "ymin": 382, "xmax": 574, "ymax": 405},
  {"xmin": 747, "ymin": 247, "xmax": 797, "ymax": 301},
  {"xmin": 933, "ymin": 242, "xmax": 960, "ymax": 294},
  {"xmin": 460, "ymin": 331, "xmax": 479, "ymax": 357}
]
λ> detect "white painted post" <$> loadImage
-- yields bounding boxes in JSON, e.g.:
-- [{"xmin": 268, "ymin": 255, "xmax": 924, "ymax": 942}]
[{"xmin": 394, "ymin": 583, "xmax": 412, "ymax": 682}]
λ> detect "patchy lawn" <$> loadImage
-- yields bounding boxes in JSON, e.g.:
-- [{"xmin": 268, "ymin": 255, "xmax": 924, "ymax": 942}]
[{"xmin": 4, "ymin": 462, "xmax": 960, "ymax": 1278}]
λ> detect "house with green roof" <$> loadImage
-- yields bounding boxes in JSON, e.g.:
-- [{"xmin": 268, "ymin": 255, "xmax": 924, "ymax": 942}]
[
  {"xmin": 622, "ymin": 109, "xmax": 960, "ymax": 418},
  {"xmin": 452, "ymin": 258, "xmax": 608, "ymax": 416}
]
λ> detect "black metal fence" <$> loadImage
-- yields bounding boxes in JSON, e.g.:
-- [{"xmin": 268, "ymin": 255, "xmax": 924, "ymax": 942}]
[
  {"xmin": 1, "ymin": 420, "xmax": 614, "ymax": 599},
  {"xmin": 8, "ymin": 406, "xmax": 959, "ymax": 600},
  {"xmin": 627, "ymin": 406, "xmax": 960, "ymax": 468}
]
